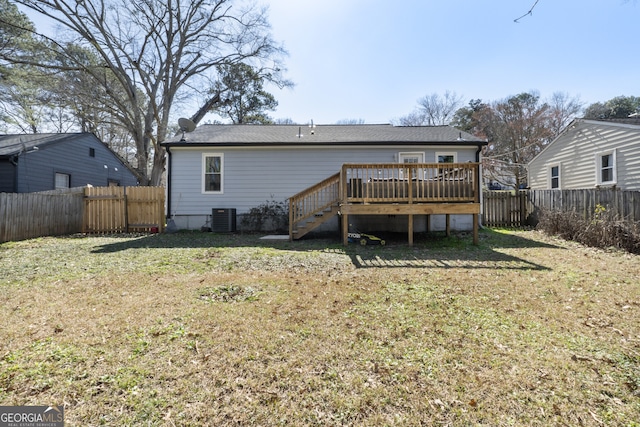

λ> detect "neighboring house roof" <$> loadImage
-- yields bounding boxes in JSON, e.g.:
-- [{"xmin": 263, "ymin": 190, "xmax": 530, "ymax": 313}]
[
  {"xmin": 528, "ymin": 118, "xmax": 640, "ymax": 165},
  {"xmin": 163, "ymin": 124, "xmax": 487, "ymax": 147},
  {"xmin": 0, "ymin": 133, "xmax": 84, "ymax": 157},
  {"xmin": 0, "ymin": 132, "xmax": 139, "ymax": 177}
]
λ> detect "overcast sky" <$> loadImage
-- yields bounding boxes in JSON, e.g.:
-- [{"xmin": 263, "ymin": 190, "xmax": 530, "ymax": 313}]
[{"xmin": 263, "ymin": 0, "xmax": 639, "ymax": 124}]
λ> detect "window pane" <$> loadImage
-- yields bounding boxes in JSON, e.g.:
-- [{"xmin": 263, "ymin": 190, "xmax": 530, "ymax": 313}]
[
  {"xmin": 551, "ymin": 166, "xmax": 558, "ymax": 177},
  {"xmin": 600, "ymin": 154, "xmax": 613, "ymax": 183},
  {"xmin": 551, "ymin": 177, "xmax": 559, "ymax": 188},
  {"xmin": 55, "ymin": 173, "xmax": 70, "ymax": 189},
  {"xmin": 205, "ymin": 174, "xmax": 221, "ymax": 192},
  {"xmin": 438, "ymin": 155, "xmax": 455, "ymax": 163},
  {"xmin": 206, "ymin": 157, "xmax": 221, "ymax": 173}
]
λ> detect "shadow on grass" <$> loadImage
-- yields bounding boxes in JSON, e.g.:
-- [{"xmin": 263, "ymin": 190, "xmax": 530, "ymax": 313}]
[
  {"xmin": 344, "ymin": 228, "xmax": 555, "ymax": 270},
  {"xmin": 87, "ymin": 228, "xmax": 557, "ymax": 271}
]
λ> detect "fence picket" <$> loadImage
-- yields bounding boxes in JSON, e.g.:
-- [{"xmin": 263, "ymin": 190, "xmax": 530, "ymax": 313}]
[
  {"xmin": 482, "ymin": 188, "xmax": 640, "ymax": 228},
  {"xmin": 1, "ymin": 186, "xmax": 165, "ymax": 242}
]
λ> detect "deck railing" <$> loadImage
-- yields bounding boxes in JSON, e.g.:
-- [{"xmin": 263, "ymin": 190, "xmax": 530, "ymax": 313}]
[
  {"xmin": 289, "ymin": 172, "xmax": 340, "ymax": 235},
  {"xmin": 341, "ymin": 163, "xmax": 479, "ymax": 204}
]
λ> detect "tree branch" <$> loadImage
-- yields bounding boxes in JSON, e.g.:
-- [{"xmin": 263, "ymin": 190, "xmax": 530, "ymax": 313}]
[{"xmin": 514, "ymin": 0, "xmax": 540, "ymax": 23}]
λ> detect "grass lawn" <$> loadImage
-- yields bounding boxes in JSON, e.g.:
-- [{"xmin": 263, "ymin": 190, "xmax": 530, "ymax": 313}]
[{"xmin": 1, "ymin": 229, "xmax": 639, "ymax": 426}]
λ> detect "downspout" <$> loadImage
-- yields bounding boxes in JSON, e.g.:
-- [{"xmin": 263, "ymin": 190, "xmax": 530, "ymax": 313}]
[
  {"xmin": 166, "ymin": 146, "xmax": 172, "ymax": 219},
  {"xmin": 476, "ymin": 142, "xmax": 486, "ymax": 229}
]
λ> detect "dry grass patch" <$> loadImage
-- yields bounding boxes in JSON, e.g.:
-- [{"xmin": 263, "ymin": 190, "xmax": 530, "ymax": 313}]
[{"xmin": 0, "ymin": 230, "xmax": 639, "ymax": 426}]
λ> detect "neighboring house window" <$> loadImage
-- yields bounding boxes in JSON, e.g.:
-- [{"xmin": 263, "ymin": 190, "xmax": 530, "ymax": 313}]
[
  {"xmin": 436, "ymin": 152, "xmax": 457, "ymax": 163},
  {"xmin": 55, "ymin": 172, "xmax": 70, "ymax": 189},
  {"xmin": 202, "ymin": 153, "xmax": 223, "ymax": 193},
  {"xmin": 549, "ymin": 164, "xmax": 560, "ymax": 189},
  {"xmin": 89, "ymin": 148, "xmax": 95, "ymax": 157},
  {"xmin": 596, "ymin": 150, "xmax": 616, "ymax": 186}
]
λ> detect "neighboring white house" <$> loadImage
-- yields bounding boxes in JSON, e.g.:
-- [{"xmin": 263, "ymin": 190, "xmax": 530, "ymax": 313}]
[
  {"xmin": 528, "ymin": 119, "xmax": 640, "ymax": 190},
  {"xmin": 162, "ymin": 124, "xmax": 486, "ymax": 235}
]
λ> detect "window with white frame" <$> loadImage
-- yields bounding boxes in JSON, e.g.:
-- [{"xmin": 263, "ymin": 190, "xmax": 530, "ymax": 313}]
[
  {"xmin": 54, "ymin": 172, "xmax": 70, "ymax": 189},
  {"xmin": 398, "ymin": 152, "xmax": 424, "ymax": 179},
  {"xmin": 202, "ymin": 153, "xmax": 223, "ymax": 193},
  {"xmin": 436, "ymin": 152, "xmax": 457, "ymax": 163},
  {"xmin": 398, "ymin": 152, "xmax": 424, "ymax": 164},
  {"xmin": 549, "ymin": 164, "xmax": 560, "ymax": 189},
  {"xmin": 596, "ymin": 150, "xmax": 616, "ymax": 186}
]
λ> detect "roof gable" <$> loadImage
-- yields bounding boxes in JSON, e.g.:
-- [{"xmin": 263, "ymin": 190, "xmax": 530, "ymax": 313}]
[{"xmin": 528, "ymin": 119, "xmax": 640, "ymax": 166}]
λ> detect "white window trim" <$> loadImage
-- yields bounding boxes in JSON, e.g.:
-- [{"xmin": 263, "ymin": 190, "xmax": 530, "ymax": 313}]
[
  {"xmin": 436, "ymin": 151, "xmax": 458, "ymax": 163},
  {"xmin": 548, "ymin": 162, "xmax": 561, "ymax": 189},
  {"xmin": 595, "ymin": 149, "xmax": 617, "ymax": 186},
  {"xmin": 398, "ymin": 152, "xmax": 425, "ymax": 163},
  {"xmin": 202, "ymin": 153, "xmax": 224, "ymax": 194}
]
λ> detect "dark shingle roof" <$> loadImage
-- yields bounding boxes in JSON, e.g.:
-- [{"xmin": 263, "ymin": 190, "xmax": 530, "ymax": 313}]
[
  {"xmin": 163, "ymin": 124, "xmax": 486, "ymax": 147},
  {"xmin": 0, "ymin": 133, "xmax": 84, "ymax": 157}
]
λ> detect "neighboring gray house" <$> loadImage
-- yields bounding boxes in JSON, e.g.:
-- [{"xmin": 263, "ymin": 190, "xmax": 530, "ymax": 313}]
[
  {"xmin": 528, "ymin": 119, "xmax": 640, "ymax": 190},
  {"xmin": 0, "ymin": 133, "xmax": 139, "ymax": 193},
  {"xmin": 162, "ymin": 124, "xmax": 486, "ymax": 241}
]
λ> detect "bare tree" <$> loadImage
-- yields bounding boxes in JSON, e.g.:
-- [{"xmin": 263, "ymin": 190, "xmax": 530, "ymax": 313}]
[
  {"xmin": 547, "ymin": 92, "xmax": 583, "ymax": 136},
  {"xmin": 478, "ymin": 92, "xmax": 554, "ymax": 188},
  {"xmin": 396, "ymin": 91, "xmax": 464, "ymax": 126},
  {"xmin": 6, "ymin": 0, "xmax": 288, "ymax": 185}
]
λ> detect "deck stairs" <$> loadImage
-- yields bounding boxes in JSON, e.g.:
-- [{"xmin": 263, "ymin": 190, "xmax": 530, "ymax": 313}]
[{"xmin": 289, "ymin": 172, "xmax": 341, "ymax": 240}]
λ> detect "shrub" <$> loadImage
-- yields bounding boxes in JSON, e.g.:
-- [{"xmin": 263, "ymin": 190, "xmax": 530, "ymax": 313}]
[
  {"xmin": 536, "ymin": 205, "xmax": 640, "ymax": 254},
  {"xmin": 240, "ymin": 199, "xmax": 289, "ymax": 233}
]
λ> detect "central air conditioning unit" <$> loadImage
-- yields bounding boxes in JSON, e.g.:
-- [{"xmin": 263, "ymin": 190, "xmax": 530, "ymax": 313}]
[{"xmin": 211, "ymin": 208, "xmax": 236, "ymax": 232}]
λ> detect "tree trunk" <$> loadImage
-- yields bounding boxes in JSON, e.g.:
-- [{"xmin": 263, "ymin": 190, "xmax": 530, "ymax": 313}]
[
  {"xmin": 150, "ymin": 146, "xmax": 166, "ymax": 186},
  {"xmin": 190, "ymin": 92, "xmax": 222, "ymax": 125}
]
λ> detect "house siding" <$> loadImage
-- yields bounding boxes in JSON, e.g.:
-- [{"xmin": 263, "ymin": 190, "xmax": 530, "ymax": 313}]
[
  {"xmin": 529, "ymin": 121, "xmax": 640, "ymax": 191},
  {"xmin": 0, "ymin": 160, "xmax": 16, "ymax": 192},
  {"xmin": 168, "ymin": 144, "xmax": 479, "ymax": 230},
  {"xmin": 9, "ymin": 134, "xmax": 138, "ymax": 193}
]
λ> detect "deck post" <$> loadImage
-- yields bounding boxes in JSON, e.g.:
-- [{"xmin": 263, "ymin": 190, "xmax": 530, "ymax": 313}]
[
  {"xmin": 342, "ymin": 211, "xmax": 349, "ymax": 245},
  {"xmin": 445, "ymin": 214, "xmax": 450, "ymax": 237},
  {"xmin": 408, "ymin": 214, "xmax": 414, "ymax": 246},
  {"xmin": 288, "ymin": 198, "xmax": 294, "ymax": 241},
  {"xmin": 473, "ymin": 213, "xmax": 479, "ymax": 245}
]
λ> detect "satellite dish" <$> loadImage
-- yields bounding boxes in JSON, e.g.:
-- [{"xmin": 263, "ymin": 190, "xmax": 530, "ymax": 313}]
[{"xmin": 178, "ymin": 118, "xmax": 196, "ymax": 141}]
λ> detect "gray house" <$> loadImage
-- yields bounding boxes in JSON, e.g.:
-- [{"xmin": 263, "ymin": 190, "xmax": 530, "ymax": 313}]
[
  {"xmin": 163, "ymin": 124, "xmax": 487, "ymax": 243},
  {"xmin": 0, "ymin": 133, "xmax": 139, "ymax": 193},
  {"xmin": 528, "ymin": 119, "xmax": 640, "ymax": 190}
]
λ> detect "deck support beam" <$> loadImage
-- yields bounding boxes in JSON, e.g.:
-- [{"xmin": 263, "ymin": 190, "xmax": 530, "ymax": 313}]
[
  {"xmin": 408, "ymin": 214, "xmax": 414, "ymax": 246},
  {"xmin": 446, "ymin": 214, "xmax": 451, "ymax": 237},
  {"xmin": 341, "ymin": 210, "xmax": 349, "ymax": 245},
  {"xmin": 473, "ymin": 213, "xmax": 479, "ymax": 245},
  {"xmin": 339, "ymin": 203, "xmax": 481, "ymax": 246}
]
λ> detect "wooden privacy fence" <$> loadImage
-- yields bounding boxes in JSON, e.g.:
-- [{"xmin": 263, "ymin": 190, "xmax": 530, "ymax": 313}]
[
  {"xmin": 527, "ymin": 188, "xmax": 640, "ymax": 222},
  {"xmin": 482, "ymin": 190, "xmax": 529, "ymax": 227},
  {"xmin": 83, "ymin": 186, "xmax": 165, "ymax": 233},
  {"xmin": 0, "ymin": 188, "xmax": 85, "ymax": 242},
  {"xmin": 0, "ymin": 186, "xmax": 165, "ymax": 242},
  {"xmin": 482, "ymin": 188, "xmax": 640, "ymax": 228}
]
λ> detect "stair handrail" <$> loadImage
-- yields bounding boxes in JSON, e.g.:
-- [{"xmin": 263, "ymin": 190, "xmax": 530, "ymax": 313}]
[{"xmin": 289, "ymin": 172, "xmax": 341, "ymax": 237}]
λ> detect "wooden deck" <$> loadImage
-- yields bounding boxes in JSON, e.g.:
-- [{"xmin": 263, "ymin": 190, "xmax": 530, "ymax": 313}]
[{"xmin": 289, "ymin": 163, "xmax": 481, "ymax": 245}]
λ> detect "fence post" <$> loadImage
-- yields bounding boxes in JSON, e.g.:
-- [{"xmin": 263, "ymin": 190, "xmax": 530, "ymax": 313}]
[{"xmin": 124, "ymin": 186, "xmax": 129, "ymax": 233}]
